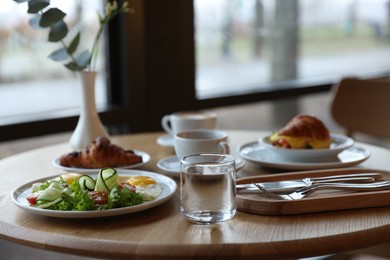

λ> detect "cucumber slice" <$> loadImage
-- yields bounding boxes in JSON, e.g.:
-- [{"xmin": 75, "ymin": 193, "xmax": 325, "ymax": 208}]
[
  {"xmin": 101, "ymin": 168, "xmax": 118, "ymax": 190},
  {"xmin": 104, "ymin": 174, "xmax": 118, "ymax": 190},
  {"xmin": 102, "ymin": 168, "xmax": 116, "ymax": 179},
  {"xmin": 37, "ymin": 186, "xmax": 63, "ymax": 202},
  {"xmin": 94, "ymin": 168, "xmax": 118, "ymax": 193},
  {"xmin": 49, "ymin": 181, "xmax": 65, "ymax": 190},
  {"xmin": 94, "ymin": 173, "xmax": 110, "ymax": 193},
  {"xmin": 31, "ymin": 182, "xmax": 44, "ymax": 193},
  {"xmin": 37, "ymin": 197, "xmax": 63, "ymax": 209},
  {"xmin": 78, "ymin": 175, "xmax": 95, "ymax": 191}
]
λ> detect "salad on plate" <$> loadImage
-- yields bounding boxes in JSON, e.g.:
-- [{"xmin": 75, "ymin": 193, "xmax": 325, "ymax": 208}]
[{"xmin": 25, "ymin": 168, "xmax": 162, "ymax": 211}]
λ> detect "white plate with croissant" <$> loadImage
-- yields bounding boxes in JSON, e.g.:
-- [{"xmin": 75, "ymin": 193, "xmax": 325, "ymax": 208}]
[
  {"xmin": 260, "ymin": 133, "xmax": 354, "ymax": 161},
  {"xmin": 238, "ymin": 142, "xmax": 370, "ymax": 170},
  {"xmin": 260, "ymin": 114, "xmax": 354, "ymax": 161},
  {"xmin": 52, "ymin": 137, "xmax": 150, "ymax": 172},
  {"xmin": 52, "ymin": 150, "xmax": 150, "ymax": 173}
]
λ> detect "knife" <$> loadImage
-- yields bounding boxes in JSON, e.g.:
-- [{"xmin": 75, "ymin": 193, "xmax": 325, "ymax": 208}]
[{"xmin": 236, "ymin": 173, "xmax": 383, "ymax": 193}]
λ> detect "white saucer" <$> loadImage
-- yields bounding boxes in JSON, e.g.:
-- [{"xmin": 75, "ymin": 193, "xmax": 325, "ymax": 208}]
[
  {"xmin": 237, "ymin": 141, "xmax": 370, "ymax": 170},
  {"xmin": 157, "ymin": 156, "xmax": 245, "ymax": 174},
  {"xmin": 157, "ymin": 134, "xmax": 174, "ymax": 147}
]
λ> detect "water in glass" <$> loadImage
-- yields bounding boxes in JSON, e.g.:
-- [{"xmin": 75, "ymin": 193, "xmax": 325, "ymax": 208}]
[{"xmin": 180, "ymin": 154, "xmax": 236, "ymax": 224}]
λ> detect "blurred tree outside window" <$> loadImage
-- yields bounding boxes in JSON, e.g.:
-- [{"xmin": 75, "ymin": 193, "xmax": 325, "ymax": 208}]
[
  {"xmin": 195, "ymin": 0, "xmax": 390, "ymax": 99},
  {"xmin": 1, "ymin": 0, "xmax": 390, "ymax": 129},
  {"xmin": 0, "ymin": 0, "xmax": 106, "ymax": 122}
]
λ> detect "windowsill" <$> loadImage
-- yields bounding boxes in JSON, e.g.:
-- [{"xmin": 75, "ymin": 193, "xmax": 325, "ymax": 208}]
[
  {"xmin": 196, "ymin": 68, "xmax": 390, "ymax": 100},
  {"xmin": 0, "ymin": 105, "xmax": 109, "ymax": 127}
]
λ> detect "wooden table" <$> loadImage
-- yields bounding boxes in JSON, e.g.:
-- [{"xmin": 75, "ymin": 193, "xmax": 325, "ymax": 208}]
[{"xmin": 1, "ymin": 130, "xmax": 390, "ymax": 259}]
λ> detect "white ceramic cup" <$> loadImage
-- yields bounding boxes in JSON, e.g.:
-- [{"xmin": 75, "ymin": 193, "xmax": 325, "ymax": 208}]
[
  {"xmin": 161, "ymin": 111, "xmax": 217, "ymax": 136},
  {"xmin": 174, "ymin": 129, "xmax": 230, "ymax": 160}
]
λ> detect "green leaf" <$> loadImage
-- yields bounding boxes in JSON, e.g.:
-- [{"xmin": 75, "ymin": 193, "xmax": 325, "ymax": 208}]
[
  {"xmin": 28, "ymin": 0, "xmax": 50, "ymax": 14},
  {"xmin": 39, "ymin": 8, "xmax": 66, "ymax": 28},
  {"xmin": 64, "ymin": 50, "xmax": 90, "ymax": 71},
  {"xmin": 75, "ymin": 50, "xmax": 91, "ymax": 68},
  {"xmin": 64, "ymin": 62, "xmax": 81, "ymax": 71},
  {"xmin": 48, "ymin": 47, "xmax": 69, "ymax": 61},
  {"xmin": 67, "ymin": 33, "xmax": 80, "ymax": 54},
  {"xmin": 28, "ymin": 15, "xmax": 42, "ymax": 30},
  {"xmin": 48, "ymin": 20, "xmax": 68, "ymax": 42}
]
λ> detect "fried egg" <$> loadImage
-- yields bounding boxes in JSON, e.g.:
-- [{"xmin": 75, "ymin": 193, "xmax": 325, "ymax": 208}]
[
  {"xmin": 127, "ymin": 176, "xmax": 157, "ymax": 186},
  {"xmin": 136, "ymin": 184, "xmax": 163, "ymax": 201},
  {"xmin": 58, "ymin": 173, "xmax": 83, "ymax": 185},
  {"xmin": 270, "ymin": 133, "xmax": 331, "ymax": 149},
  {"xmin": 126, "ymin": 175, "xmax": 162, "ymax": 201}
]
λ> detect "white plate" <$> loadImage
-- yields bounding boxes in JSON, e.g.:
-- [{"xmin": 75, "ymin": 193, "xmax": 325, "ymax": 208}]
[
  {"xmin": 157, "ymin": 156, "xmax": 245, "ymax": 174},
  {"xmin": 238, "ymin": 141, "xmax": 370, "ymax": 170},
  {"xmin": 11, "ymin": 169, "xmax": 177, "ymax": 218},
  {"xmin": 260, "ymin": 133, "xmax": 354, "ymax": 161},
  {"xmin": 157, "ymin": 134, "xmax": 174, "ymax": 147},
  {"xmin": 52, "ymin": 150, "xmax": 150, "ymax": 173}
]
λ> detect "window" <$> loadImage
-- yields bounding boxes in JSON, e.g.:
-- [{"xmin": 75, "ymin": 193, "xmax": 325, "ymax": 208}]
[
  {"xmin": 0, "ymin": 1, "xmax": 138, "ymax": 141},
  {"xmin": 195, "ymin": 0, "xmax": 390, "ymax": 99},
  {"xmin": 0, "ymin": 1, "xmax": 107, "ymax": 127},
  {"xmin": 1, "ymin": 0, "xmax": 390, "ymax": 141}
]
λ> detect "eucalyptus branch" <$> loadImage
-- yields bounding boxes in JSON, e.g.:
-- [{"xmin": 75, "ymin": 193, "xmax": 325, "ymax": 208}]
[
  {"xmin": 60, "ymin": 39, "xmax": 78, "ymax": 65},
  {"xmin": 13, "ymin": 0, "xmax": 130, "ymax": 72},
  {"xmin": 89, "ymin": 26, "xmax": 104, "ymax": 72},
  {"xmin": 89, "ymin": 1, "xmax": 130, "ymax": 71}
]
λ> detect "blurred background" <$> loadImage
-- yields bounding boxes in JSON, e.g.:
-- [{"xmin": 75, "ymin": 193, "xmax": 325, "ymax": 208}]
[
  {"xmin": 1, "ymin": 1, "xmax": 390, "ymax": 259},
  {"xmin": 1, "ymin": 0, "xmax": 390, "ymax": 148},
  {"xmin": 1, "ymin": 0, "xmax": 389, "ymax": 116}
]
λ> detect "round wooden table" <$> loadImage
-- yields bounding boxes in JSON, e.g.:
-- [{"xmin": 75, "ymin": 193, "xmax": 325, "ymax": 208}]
[{"xmin": 1, "ymin": 130, "xmax": 390, "ymax": 259}]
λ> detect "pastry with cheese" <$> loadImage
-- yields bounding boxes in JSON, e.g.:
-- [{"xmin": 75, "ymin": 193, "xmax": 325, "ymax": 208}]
[
  {"xmin": 270, "ymin": 115, "xmax": 332, "ymax": 149},
  {"xmin": 60, "ymin": 136, "xmax": 143, "ymax": 168}
]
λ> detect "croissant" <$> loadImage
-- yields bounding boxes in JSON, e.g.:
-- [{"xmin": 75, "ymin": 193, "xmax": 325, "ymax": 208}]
[
  {"xmin": 60, "ymin": 137, "xmax": 143, "ymax": 168},
  {"xmin": 270, "ymin": 114, "xmax": 332, "ymax": 149}
]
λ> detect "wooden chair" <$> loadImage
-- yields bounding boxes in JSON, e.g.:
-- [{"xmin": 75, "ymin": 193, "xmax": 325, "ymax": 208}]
[{"xmin": 330, "ymin": 77, "xmax": 390, "ymax": 138}]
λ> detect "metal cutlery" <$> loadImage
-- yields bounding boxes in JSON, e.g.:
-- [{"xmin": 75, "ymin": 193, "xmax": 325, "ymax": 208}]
[
  {"xmin": 237, "ymin": 173, "xmax": 383, "ymax": 193},
  {"xmin": 252, "ymin": 181, "xmax": 390, "ymax": 200}
]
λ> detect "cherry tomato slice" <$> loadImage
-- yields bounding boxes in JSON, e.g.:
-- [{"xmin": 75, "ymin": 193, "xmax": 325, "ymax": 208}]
[
  {"xmin": 26, "ymin": 193, "xmax": 38, "ymax": 205},
  {"xmin": 89, "ymin": 191, "xmax": 108, "ymax": 205},
  {"xmin": 119, "ymin": 182, "xmax": 137, "ymax": 192}
]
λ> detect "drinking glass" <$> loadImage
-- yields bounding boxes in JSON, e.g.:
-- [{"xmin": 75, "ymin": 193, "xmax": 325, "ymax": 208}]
[{"xmin": 180, "ymin": 153, "xmax": 236, "ymax": 224}]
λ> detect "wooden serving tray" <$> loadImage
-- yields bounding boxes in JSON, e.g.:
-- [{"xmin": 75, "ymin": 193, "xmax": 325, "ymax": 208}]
[{"xmin": 236, "ymin": 168, "xmax": 390, "ymax": 215}]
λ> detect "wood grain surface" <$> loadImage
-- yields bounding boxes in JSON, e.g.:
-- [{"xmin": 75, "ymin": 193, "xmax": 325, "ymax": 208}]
[
  {"xmin": 237, "ymin": 168, "xmax": 390, "ymax": 215},
  {"xmin": 1, "ymin": 130, "xmax": 390, "ymax": 259}
]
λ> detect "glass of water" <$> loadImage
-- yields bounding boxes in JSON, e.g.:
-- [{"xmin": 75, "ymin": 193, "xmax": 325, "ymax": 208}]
[{"xmin": 180, "ymin": 153, "xmax": 236, "ymax": 224}]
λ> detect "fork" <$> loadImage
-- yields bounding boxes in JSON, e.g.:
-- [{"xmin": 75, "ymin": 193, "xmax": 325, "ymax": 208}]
[{"xmin": 253, "ymin": 181, "xmax": 390, "ymax": 200}]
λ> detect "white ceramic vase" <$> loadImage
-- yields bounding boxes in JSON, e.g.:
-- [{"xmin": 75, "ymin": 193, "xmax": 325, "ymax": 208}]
[{"xmin": 70, "ymin": 71, "xmax": 109, "ymax": 151}]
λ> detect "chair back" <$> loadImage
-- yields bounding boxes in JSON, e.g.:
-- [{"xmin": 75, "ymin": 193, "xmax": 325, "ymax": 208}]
[{"xmin": 330, "ymin": 78, "xmax": 390, "ymax": 138}]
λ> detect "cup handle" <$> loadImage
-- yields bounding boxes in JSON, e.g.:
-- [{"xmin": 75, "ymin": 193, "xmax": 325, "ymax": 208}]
[
  {"xmin": 161, "ymin": 115, "xmax": 172, "ymax": 135},
  {"xmin": 218, "ymin": 141, "xmax": 230, "ymax": 154}
]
